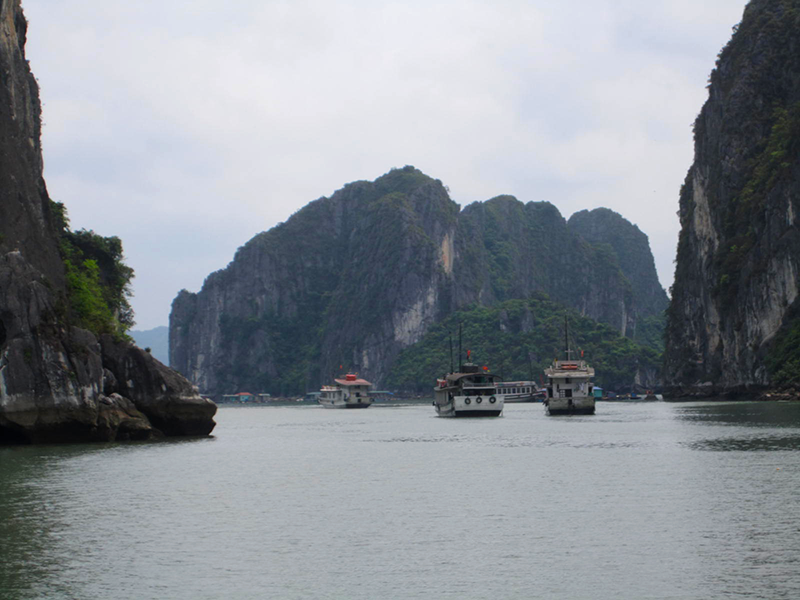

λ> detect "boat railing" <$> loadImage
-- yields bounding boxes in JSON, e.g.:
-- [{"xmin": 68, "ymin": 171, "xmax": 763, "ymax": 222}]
[{"xmin": 552, "ymin": 360, "xmax": 590, "ymax": 370}]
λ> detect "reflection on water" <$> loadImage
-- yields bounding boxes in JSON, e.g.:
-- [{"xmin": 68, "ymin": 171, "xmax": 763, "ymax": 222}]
[
  {"xmin": 674, "ymin": 400, "xmax": 800, "ymax": 428},
  {"xmin": 1, "ymin": 401, "xmax": 800, "ymax": 600},
  {"xmin": 0, "ymin": 444, "xmax": 110, "ymax": 600},
  {"xmin": 687, "ymin": 434, "xmax": 800, "ymax": 452},
  {"xmin": 674, "ymin": 400, "xmax": 800, "ymax": 452}
]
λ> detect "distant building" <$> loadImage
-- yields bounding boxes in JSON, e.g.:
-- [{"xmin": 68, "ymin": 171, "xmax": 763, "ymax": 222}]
[{"xmin": 221, "ymin": 392, "xmax": 255, "ymax": 403}]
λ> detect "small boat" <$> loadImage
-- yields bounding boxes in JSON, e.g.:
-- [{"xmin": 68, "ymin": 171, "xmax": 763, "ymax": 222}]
[
  {"xmin": 433, "ymin": 353, "xmax": 504, "ymax": 418},
  {"xmin": 319, "ymin": 373, "xmax": 373, "ymax": 408},
  {"xmin": 544, "ymin": 316, "xmax": 595, "ymax": 415},
  {"xmin": 495, "ymin": 381, "xmax": 545, "ymax": 402}
]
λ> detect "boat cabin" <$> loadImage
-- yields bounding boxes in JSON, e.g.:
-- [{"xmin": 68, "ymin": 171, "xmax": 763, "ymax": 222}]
[{"xmin": 545, "ymin": 360, "xmax": 595, "ymax": 400}]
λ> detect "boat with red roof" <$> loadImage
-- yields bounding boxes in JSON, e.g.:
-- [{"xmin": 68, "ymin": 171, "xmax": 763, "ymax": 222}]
[{"xmin": 318, "ymin": 373, "xmax": 374, "ymax": 408}]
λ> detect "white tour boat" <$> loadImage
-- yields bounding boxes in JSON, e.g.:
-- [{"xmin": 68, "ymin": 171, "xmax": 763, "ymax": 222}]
[
  {"xmin": 433, "ymin": 355, "xmax": 504, "ymax": 417},
  {"xmin": 543, "ymin": 317, "xmax": 595, "ymax": 415},
  {"xmin": 319, "ymin": 374, "xmax": 373, "ymax": 408}
]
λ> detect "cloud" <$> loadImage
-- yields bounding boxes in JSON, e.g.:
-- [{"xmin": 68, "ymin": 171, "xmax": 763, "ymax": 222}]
[{"xmin": 24, "ymin": 0, "xmax": 746, "ymax": 328}]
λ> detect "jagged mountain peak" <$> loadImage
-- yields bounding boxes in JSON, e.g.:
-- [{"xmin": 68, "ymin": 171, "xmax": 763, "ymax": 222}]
[{"xmin": 171, "ymin": 167, "xmax": 667, "ymax": 397}]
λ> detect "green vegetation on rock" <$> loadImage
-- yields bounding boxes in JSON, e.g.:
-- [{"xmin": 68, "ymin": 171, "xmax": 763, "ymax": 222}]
[
  {"xmin": 386, "ymin": 293, "xmax": 661, "ymax": 393},
  {"xmin": 51, "ymin": 201, "xmax": 135, "ymax": 337},
  {"xmin": 714, "ymin": 102, "xmax": 800, "ymax": 305},
  {"xmin": 766, "ymin": 311, "xmax": 800, "ymax": 388}
]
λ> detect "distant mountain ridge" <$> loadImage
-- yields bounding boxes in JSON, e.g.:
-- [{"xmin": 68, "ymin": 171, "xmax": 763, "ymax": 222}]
[
  {"xmin": 170, "ymin": 166, "xmax": 667, "ymax": 397},
  {"xmin": 130, "ymin": 326, "xmax": 169, "ymax": 364}
]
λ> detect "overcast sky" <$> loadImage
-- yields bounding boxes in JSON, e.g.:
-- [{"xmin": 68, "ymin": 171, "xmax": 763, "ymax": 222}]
[{"xmin": 23, "ymin": 0, "xmax": 747, "ymax": 330}]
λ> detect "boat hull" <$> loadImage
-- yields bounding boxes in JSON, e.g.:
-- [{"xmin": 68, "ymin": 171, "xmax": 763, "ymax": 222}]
[
  {"xmin": 433, "ymin": 393, "xmax": 503, "ymax": 417},
  {"xmin": 318, "ymin": 399, "xmax": 373, "ymax": 409},
  {"xmin": 434, "ymin": 405, "xmax": 503, "ymax": 418},
  {"xmin": 546, "ymin": 396, "xmax": 595, "ymax": 415}
]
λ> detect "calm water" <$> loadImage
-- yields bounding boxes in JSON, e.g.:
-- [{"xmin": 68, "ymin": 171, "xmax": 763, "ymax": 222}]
[{"xmin": 2, "ymin": 400, "xmax": 800, "ymax": 600}]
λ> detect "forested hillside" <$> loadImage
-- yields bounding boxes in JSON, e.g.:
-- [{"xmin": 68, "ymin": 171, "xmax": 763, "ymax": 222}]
[{"xmin": 386, "ymin": 293, "xmax": 662, "ymax": 393}]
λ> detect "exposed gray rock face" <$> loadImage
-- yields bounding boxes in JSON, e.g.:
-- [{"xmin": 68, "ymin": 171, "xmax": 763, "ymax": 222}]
[
  {"xmin": 171, "ymin": 168, "xmax": 666, "ymax": 397},
  {"xmin": 664, "ymin": 0, "xmax": 800, "ymax": 397},
  {"xmin": 0, "ymin": 1, "xmax": 216, "ymax": 443},
  {"xmin": 171, "ymin": 168, "xmax": 459, "ymax": 395},
  {"xmin": 568, "ymin": 208, "xmax": 669, "ymax": 324}
]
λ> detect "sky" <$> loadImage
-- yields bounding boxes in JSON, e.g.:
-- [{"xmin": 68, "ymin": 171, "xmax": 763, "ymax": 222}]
[{"xmin": 22, "ymin": 0, "xmax": 747, "ymax": 330}]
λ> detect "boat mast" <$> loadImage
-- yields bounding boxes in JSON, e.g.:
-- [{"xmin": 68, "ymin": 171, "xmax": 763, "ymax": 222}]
[
  {"xmin": 449, "ymin": 334, "xmax": 454, "ymax": 374},
  {"xmin": 564, "ymin": 314, "xmax": 572, "ymax": 361},
  {"xmin": 458, "ymin": 323, "xmax": 462, "ymax": 368}
]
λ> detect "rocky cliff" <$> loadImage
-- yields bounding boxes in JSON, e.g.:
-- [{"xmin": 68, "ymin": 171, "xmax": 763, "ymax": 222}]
[
  {"xmin": 171, "ymin": 167, "xmax": 667, "ymax": 396},
  {"xmin": 664, "ymin": 0, "xmax": 800, "ymax": 397},
  {"xmin": 0, "ymin": 1, "xmax": 216, "ymax": 443},
  {"xmin": 568, "ymin": 208, "xmax": 669, "ymax": 319}
]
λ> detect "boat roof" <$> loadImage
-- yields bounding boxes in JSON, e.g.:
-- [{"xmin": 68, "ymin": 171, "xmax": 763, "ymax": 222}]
[
  {"xmin": 334, "ymin": 377, "xmax": 372, "ymax": 386},
  {"xmin": 545, "ymin": 360, "xmax": 594, "ymax": 377},
  {"xmin": 442, "ymin": 371, "xmax": 500, "ymax": 384}
]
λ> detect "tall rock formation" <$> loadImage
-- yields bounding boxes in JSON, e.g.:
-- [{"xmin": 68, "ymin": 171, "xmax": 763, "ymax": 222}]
[
  {"xmin": 171, "ymin": 168, "xmax": 459, "ymax": 396},
  {"xmin": 453, "ymin": 197, "xmax": 660, "ymax": 337},
  {"xmin": 568, "ymin": 208, "xmax": 669, "ymax": 341},
  {"xmin": 171, "ymin": 167, "xmax": 666, "ymax": 397},
  {"xmin": 0, "ymin": 1, "xmax": 216, "ymax": 443},
  {"xmin": 664, "ymin": 0, "xmax": 800, "ymax": 397},
  {"xmin": 568, "ymin": 209, "xmax": 669, "ymax": 315}
]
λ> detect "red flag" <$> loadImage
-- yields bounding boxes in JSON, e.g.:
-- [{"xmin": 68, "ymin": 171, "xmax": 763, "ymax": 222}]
[{"xmin": 483, "ymin": 365, "xmax": 488, "ymax": 371}]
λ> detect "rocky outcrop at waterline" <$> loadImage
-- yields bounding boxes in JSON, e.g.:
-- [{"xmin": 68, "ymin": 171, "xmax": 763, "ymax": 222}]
[
  {"xmin": 0, "ymin": 1, "xmax": 216, "ymax": 444},
  {"xmin": 664, "ymin": 0, "xmax": 800, "ymax": 398},
  {"xmin": 171, "ymin": 167, "xmax": 667, "ymax": 397}
]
